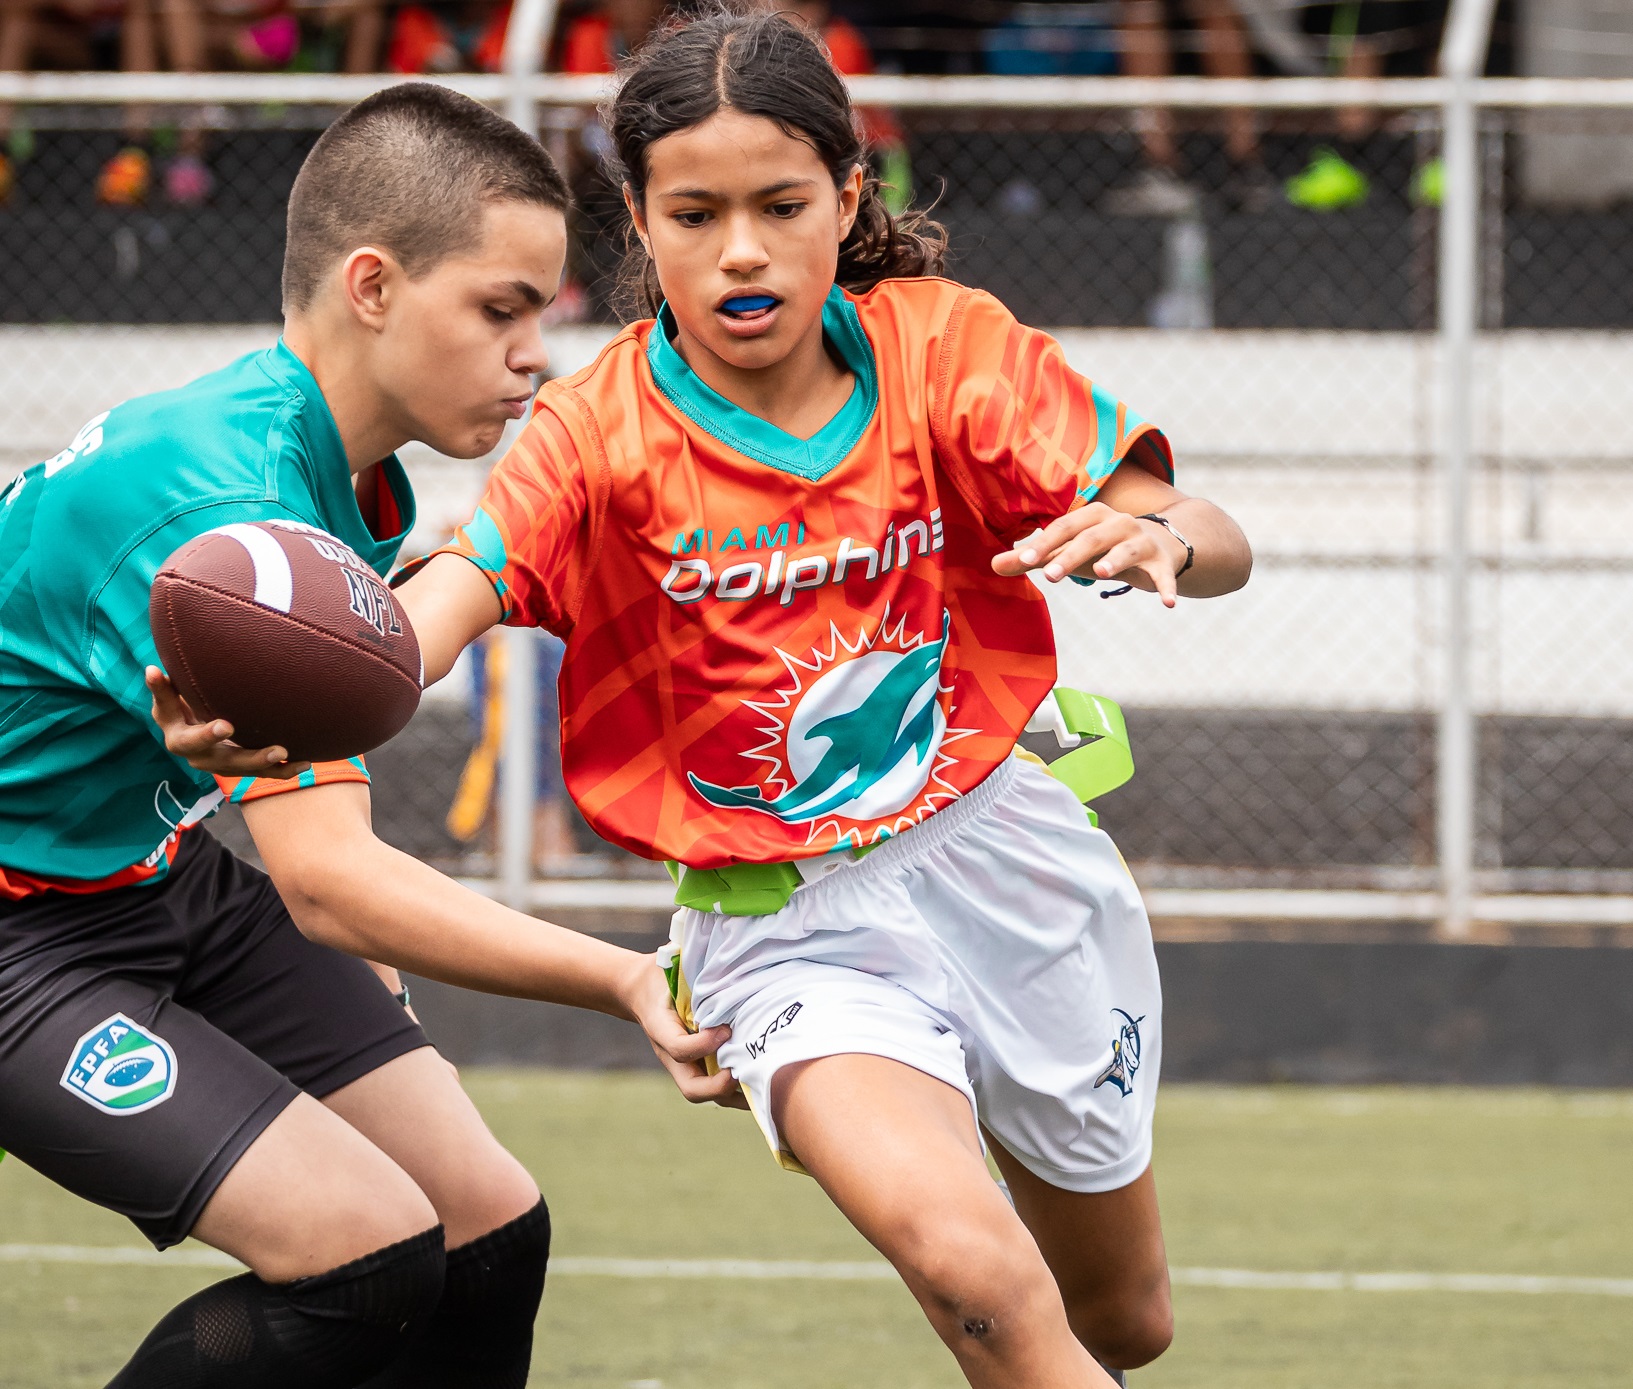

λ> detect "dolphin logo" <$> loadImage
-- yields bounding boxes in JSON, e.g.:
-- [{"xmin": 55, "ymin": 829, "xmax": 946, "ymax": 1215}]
[
  {"xmin": 154, "ymin": 781, "xmax": 190, "ymax": 829},
  {"xmin": 690, "ymin": 613, "xmax": 952, "ymax": 825},
  {"xmin": 153, "ymin": 782, "xmax": 223, "ymax": 833},
  {"xmin": 1094, "ymin": 1009, "xmax": 1145, "ymax": 1097}
]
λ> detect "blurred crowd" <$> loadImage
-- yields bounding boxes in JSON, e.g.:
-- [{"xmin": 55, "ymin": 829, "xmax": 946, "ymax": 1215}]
[{"xmin": 0, "ymin": 1, "xmax": 1450, "ymax": 214}]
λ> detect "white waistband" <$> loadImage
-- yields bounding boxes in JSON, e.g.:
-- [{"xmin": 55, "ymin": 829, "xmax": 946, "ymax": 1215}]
[{"xmin": 786, "ymin": 757, "xmax": 1023, "ymax": 904}]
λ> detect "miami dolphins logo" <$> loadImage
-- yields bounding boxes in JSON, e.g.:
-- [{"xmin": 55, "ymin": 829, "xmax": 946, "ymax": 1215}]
[{"xmin": 688, "ymin": 610, "xmax": 975, "ymax": 848}]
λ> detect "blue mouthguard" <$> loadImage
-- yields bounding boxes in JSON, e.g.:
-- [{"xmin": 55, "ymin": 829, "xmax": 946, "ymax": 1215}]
[{"xmin": 722, "ymin": 295, "xmax": 778, "ymax": 313}]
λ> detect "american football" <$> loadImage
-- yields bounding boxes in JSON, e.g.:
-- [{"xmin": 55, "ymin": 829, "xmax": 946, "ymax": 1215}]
[{"xmin": 149, "ymin": 519, "xmax": 421, "ymax": 762}]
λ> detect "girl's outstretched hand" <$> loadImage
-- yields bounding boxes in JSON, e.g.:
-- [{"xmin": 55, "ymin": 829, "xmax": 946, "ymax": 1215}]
[
  {"xmin": 146, "ymin": 666, "xmax": 310, "ymax": 779},
  {"xmin": 991, "ymin": 503, "xmax": 1189, "ymax": 607},
  {"xmin": 618, "ymin": 953, "xmax": 748, "ymax": 1109}
]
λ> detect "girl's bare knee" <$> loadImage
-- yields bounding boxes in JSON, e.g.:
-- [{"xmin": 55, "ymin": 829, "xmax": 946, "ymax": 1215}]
[
  {"xmin": 1069, "ymin": 1285, "xmax": 1174, "ymax": 1369},
  {"xmin": 899, "ymin": 1220, "xmax": 1056, "ymax": 1346}
]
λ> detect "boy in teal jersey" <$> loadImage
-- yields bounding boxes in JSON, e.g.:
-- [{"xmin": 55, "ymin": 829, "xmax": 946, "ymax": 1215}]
[
  {"xmin": 0, "ymin": 343, "xmax": 414, "ymax": 886},
  {"xmin": 0, "ymin": 85, "xmax": 728, "ymax": 1389}
]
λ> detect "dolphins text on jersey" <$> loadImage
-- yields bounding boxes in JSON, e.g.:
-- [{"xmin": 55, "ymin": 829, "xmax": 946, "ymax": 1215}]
[{"xmin": 662, "ymin": 509, "xmax": 944, "ymax": 609}]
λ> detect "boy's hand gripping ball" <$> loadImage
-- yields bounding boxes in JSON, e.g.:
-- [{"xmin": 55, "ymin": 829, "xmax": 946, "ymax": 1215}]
[{"xmin": 149, "ymin": 521, "xmax": 421, "ymax": 763}]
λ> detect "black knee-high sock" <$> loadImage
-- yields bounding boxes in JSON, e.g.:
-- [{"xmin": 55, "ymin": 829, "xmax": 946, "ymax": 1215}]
[
  {"xmin": 107, "ymin": 1227, "xmax": 445, "ymax": 1389},
  {"xmin": 360, "ymin": 1197, "xmax": 551, "ymax": 1389}
]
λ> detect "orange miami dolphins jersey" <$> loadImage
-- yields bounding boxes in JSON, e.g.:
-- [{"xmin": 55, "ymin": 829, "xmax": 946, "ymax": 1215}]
[{"xmin": 434, "ymin": 277, "xmax": 1172, "ymax": 869}]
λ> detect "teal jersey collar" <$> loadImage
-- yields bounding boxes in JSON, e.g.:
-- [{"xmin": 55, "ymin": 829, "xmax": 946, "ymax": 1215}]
[
  {"xmin": 264, "ymin": 340, "xmax": 416, "ymax": 576},
  {"xmin": 646, "ymin": 285, "xmax": 878, "ymax": 481}
]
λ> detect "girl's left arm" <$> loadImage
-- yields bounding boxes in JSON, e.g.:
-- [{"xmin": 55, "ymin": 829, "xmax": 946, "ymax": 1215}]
[
  {"xmin": 393, "ymin": 550, "xmax": 504, "ymax": 687},
  {"xmin": 991, "ymin": 460, "xmax": 1252, "ymax": 607}
]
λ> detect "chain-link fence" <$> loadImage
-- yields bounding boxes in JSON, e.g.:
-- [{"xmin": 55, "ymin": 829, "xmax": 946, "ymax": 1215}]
[
  {"xmin": 3, "ymin": 72, "xmax": 1631, "ymax": 927},
  {"xmin": 1469, "ymin": 101, "xmax": 1633, "ymax": 899}
]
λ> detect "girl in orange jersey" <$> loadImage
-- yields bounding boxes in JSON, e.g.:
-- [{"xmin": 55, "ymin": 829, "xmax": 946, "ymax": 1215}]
[
  {"xmin": 413, "ymin": 10, "xmax": 1248, "ymax": 1387},
  {"xmin": 173, "ymin": 9, "xmax": 1250, "ymax": 1383}
]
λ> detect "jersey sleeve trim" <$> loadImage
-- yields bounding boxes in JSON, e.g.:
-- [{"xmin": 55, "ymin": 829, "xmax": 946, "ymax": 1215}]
[
  {"xmin": 1077, "ymin": 390, "xmax": 1175, "ymax": 504},
  {"xmin": 217, "ymin": 756, "xmax": 370, "ymax": 804},
  {"xmin": 395, "ymin": 504, "xmax": 516, "ymax": 622}
]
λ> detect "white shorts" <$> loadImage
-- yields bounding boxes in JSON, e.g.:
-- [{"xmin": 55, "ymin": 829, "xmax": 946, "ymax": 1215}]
[{"xmin": 672, "ymin": 756, "xmax": 1162, "ymax": 1195}]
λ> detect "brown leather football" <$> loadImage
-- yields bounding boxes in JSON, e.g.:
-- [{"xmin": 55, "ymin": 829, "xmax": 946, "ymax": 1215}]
[{"xmin": 150, "ymin": 520, "xmax": 422, "ymax": 763}]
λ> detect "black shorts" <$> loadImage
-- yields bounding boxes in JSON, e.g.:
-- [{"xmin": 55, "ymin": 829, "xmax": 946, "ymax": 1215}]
[{"xmin": 0, "ymin": 830, "xmax": 428, "ymax": 1248}]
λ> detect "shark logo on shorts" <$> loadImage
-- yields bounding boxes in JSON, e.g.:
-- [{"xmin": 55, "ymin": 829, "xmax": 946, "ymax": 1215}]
[
  {"xmin": 1093, "ymin": 1009, "xmax": 1144, "ymax": 1098},
  {"xmin": 60, "ymin": 1014, "xmax": 178, "ymax": 1115}
]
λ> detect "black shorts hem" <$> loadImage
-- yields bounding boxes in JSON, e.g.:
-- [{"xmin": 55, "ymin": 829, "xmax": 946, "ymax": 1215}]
[
  {"xmin": 147, "ymin": 1081, "xmax": 298, "ymax": 1251},
  {"xmin": 300, "ymin": 1022, "xmax": 432, "ymax": 1101},
  {"xmin": 144, "ymin": 1023, "xmax": 430, "ymax": 1251}
]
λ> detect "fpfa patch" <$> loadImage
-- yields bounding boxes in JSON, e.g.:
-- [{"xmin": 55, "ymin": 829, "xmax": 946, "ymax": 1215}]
[{"xmin": 60, "ymin": 1013, "xmax": 178, "ymax": 1115}]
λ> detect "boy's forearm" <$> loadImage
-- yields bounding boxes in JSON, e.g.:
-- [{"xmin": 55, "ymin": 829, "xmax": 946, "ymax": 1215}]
[
  {"xmin": 243, "ymin": 782, "xmax": 735, "ymax": 1106},
  {"xmin": 274, "ymin": 833, "xmax": 642, "ymax": 1019},
  {"xmin": 365, "ymin": 959, "xmax": 405, "ymax": 994}
]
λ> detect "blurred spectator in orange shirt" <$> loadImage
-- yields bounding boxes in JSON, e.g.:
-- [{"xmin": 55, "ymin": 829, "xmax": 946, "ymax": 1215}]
[
  {"xmin": 556, "ymin": 0, "xmax": 663, "ymax": 72},
  {"xmin": 387, "ymin": 0, "xmax": 508, "ymax": 74},
  {"xmin": 394, "ymin": 0, "xmax": 668, "ymax": 79}
]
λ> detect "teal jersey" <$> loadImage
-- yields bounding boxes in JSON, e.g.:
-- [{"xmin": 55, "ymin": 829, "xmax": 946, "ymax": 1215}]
[{"xmin": 0, "ymin": 341, "xmax": 415, "ymax": 885}]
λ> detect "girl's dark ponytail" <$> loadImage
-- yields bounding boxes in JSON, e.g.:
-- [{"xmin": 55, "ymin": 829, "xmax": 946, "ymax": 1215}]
[{"xmin": 606, "ymin": 5, "xmax": 946, "ymax": 321}]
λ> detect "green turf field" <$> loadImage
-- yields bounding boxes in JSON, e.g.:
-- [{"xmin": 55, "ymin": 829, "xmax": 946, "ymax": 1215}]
[{"xmin": 3, "ymin": 1076, "xmax": 1630, "ymax": 1387}]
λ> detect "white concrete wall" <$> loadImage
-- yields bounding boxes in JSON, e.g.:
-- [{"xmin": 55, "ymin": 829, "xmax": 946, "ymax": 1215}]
[{"xmin": 17, "ymin": 324, "xmax": 1633, "ymax": 470}]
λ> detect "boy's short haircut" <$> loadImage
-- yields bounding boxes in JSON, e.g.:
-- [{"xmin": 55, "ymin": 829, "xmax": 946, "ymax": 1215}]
[{"xmin": 282, "ymin": 82, "xmax": 570, "ymax": 313}]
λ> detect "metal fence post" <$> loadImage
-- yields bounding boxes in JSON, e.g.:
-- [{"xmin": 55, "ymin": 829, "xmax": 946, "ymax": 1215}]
[
  {"xmin": 497, "ymin": 0, "xmax": 554, "ymax": 912},
  {"xmin": 501, "ymin": 0, "xmax": 556, "ymax": 133},
  {"xmin": 500, "ymin": 625, "xmax": 538, "ymax": 911},
  {"xmin": 1435, "ymin": 0, "xmax": 1498, "ymax": 935}
]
